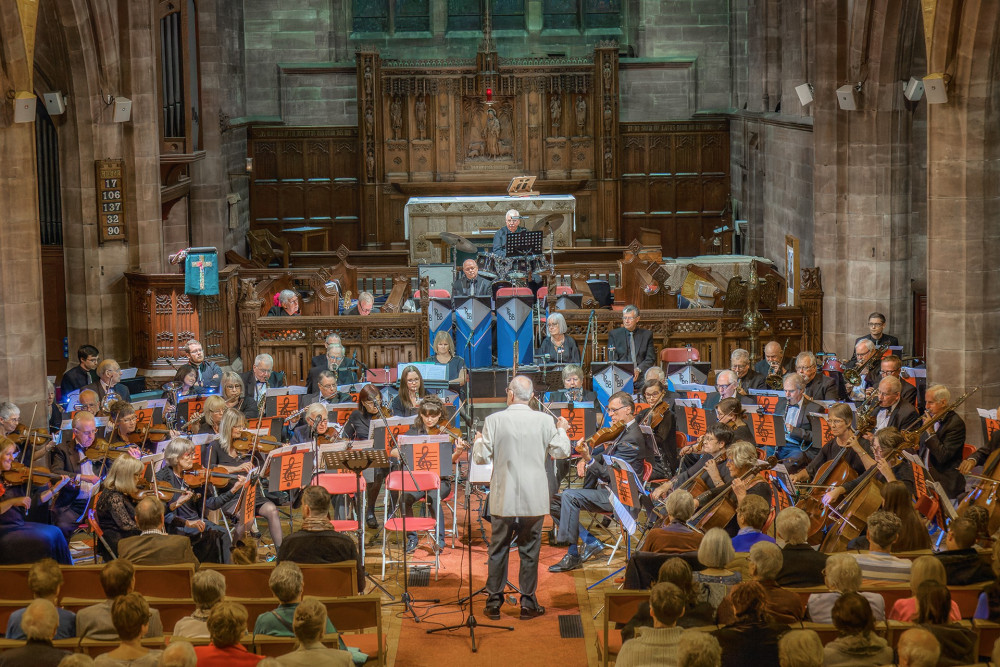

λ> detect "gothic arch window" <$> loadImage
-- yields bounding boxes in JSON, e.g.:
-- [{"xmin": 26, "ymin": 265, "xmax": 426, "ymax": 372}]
[
  {"xmin": 447, "ymin": 0, "xmax": 525, "ymax": 32},
  {"xmin": 156, "ymin": 0, "xmax": 201, "ymax": 154},
  {"xmin": 35, "ymin": 99, "xmax": 62, "ymax": 246}
]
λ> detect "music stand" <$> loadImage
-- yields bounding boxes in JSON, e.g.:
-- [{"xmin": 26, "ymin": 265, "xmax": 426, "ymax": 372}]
[
  {"xmin": 505, "ymin": 230, "xmax": 542, "ymax": 257},
  {"xmin": 323, "ymin": 444, "xmax": 393, "ymax": 598}
]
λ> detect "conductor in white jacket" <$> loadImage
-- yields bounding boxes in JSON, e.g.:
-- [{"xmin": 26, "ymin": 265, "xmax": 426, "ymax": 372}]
[{"xmin": 473, "ymin": 375, "xmax": 571, "ymax": 620}]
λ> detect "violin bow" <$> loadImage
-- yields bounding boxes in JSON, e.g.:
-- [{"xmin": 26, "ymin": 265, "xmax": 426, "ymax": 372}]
[{"xmin": 23, "ymin": 403, "xmax": 38, "ymax": 500}]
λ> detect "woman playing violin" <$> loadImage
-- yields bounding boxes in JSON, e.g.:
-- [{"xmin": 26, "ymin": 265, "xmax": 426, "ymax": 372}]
[
  {"xmin": 0, "ymin": 401, "xmax": 52, "ymax": 464},
  {"xmin": 342, "ymin": 385, "xmax": 387, "ymax": 529},
  {"xmin": 651, "ymin": 424, "xmax": 735, "ymax": 501},
  {"xmin": 220, "ymin": 371, "xmax": 245, "ymax": 411},
  {"xmin": 195, "ymin": 395, "xmax": 227, "ymax": 435},
  {"xmin": 0, "ymin": 439, "xmax": 73, "ymax": 564},
  {"xmin": 715, "ymin": 397, "xmax": 755, "ymax": 445},
  {"xmin": 94, "ymin": 454, "xmax": 145, "ymax": 560},
  {"xmin": 391, "ymin": 365, "xmax": 428, "ymax": 418},
  {"xmin": 155, "ymin": 437, "xmax": 248, "ymax": 563},
  {"xmin": 694, "ymin": 440, "xmax": 771, "ymax": 536},
  {"xmin": 426, "ymin": 331, "xmax": 467, "ymax": 386},
  {"xmin": 636, "ymin": 379, "xmax": 677, "ymax": 477},
  {"xmin": 791, "ymin": 403, "xmax": 870, "ymax": 484},
  {"xmin": 400, "ymin": 396, "xmax": 466, "ymax": 552},
  {"xmin": 106, "ymin": 401, "xmax": 156, "ymax": 457},
  {"xmin": 207, "ymin": 408, "xmax": 284, "ymax": 549}
]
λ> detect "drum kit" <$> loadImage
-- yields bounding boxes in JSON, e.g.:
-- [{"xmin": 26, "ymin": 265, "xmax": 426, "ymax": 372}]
[{"xmin": 441, "ymin": 214, "xmax": 563, "ymax": 286}]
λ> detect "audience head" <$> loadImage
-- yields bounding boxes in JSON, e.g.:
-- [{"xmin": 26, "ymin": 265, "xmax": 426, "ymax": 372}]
[
  {"xmin": 831, "ymin": 591, "xmax": 875, "ymax": 637},
  {"xmin": 135, "ymin": 496, "xmax": 165, "ymax": 531},
  {"xmin": 657, "ymin": 557, "xmax": 700, "ymax": 605},
  {"xmin": 866, "ymin": 510, "xmax": 901, "ymax": 550},
  {"xmin": 649, "ymin": 582, "xmax": 686, "ymax": 627},
  {"xmin": 111, "ymin": 592, "xmax": 151, "ymax": 641},
  {"xmin": 191, "ymin": 569, "xmax": 226, "ymax": 611},
  {"xmin": 776, "ymin": 506, "xmax": 810, "ymax": 545},
  {"xmin": 897, "ymin": 627, "xmax": 940, "ymax": 667},
  {"xmin": 101, "ymin": 559, "xmax": 135, "ymax": 598},
  {"xmin": 960, "ymin": 505, "xmax": 989, "ymax": 544},
  {"xmin": 728, "ymin": 581, "xmax": 768, "ymax": 624},
  {"xmin": 736, "ymin": 494, "xmax": 770, "ymax": 532},
  {"xmin": 59, "ymin": 655, "xmax": 95, "ymax": 667},
  {"xmin": 677, "ymin": 630, "xmax": 722, "ymax": 667},
  {"xmin": 206, "ymin": 601, "xmax": 248, "ymax": 649},
  {"xmin": 824, "ymin": 552, "xmax": 862, "ymax": 593},
  {"xmin": 697, "ymin": 527, "xmax": 736, "ymax": 570},
  {"xmin": 909, "ymin": 555, "xmax": 947, "ymax": 596},
  {"xmin": 748, "ymin": 541, "xmax": 782, "ymax": 581},
  {"xmin": 269, "ymin": 561, "xmax": 304, "ymax": 603},
  {"xmin": 778, "ymin": 629, "xmax": 824, "ymax": 667},
  {"xmin": 915, "ymin": 580, "xmax": 952, "ymax": 625},
  {"xmin": 292, "ymin": 596, "xmax": 327, "ymax": 644},
  {"xmin": 301, "ymin": 485, "xmax": 332, "ymax": 520},
  {"xmin": 21, "ymin": 598, "xmax": 59, "ymax": 641},
  {"xmin": 158, "ymin": 639, "xmax": 197, "ymax": 667},
  {"xmin": 945, "ymin": 517, "xmax": 977, "ymax": 550},
  {"xmin": 28, "ymin": 558, "xmax": 63, "ymax": 598},
  {"xmin": 665, "ymin": 489, "xmax": 696, "ymax": 523}
]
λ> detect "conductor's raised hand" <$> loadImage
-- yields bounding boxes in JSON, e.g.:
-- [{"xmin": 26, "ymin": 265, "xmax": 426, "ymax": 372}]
[{"xmin": 556, "ymin": 416, "xmax": 570, "ymax": 431}]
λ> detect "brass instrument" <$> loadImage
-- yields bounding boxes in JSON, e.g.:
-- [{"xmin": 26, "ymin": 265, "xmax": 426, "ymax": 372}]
[
  {"xmin": 901, "ymin": 386, "xmax": 980, "ymax": 447},
  {"xmin": 765, "ymin": 338, "xmax": 789, "ymax": 390},
  {"xmin": 853, "ymin": 386, "xmax": 882, "ymax": 433},
  {"xmin": 844, "ymin": 343, "xmax": 889, "ymax": 386}
]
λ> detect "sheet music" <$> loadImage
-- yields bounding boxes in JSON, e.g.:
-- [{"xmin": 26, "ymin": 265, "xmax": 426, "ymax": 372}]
[
  {"xmin": 265, "ymin": 386, "xmax": 307, "ymax": 396},
  {"xmin": 469, "ymin": 461, "xmax": 493, "ymax": 483},
  {"xmin": 978, "ymin": 408, "xmax": 998, "ymax": 419},
  {"xmin": 673, "ymin": 398, "xmax": 703, "ymax": 409}
]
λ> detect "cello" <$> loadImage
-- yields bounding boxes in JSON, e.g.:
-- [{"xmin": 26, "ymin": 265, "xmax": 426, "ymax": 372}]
[
  {"xmin": 687, "ymin": 456, "xmax": 777, "ymax": 533},
  {"xmin": 956, "ymin": 447, "xmax": 1000, "ymax": 534},
  {"xmin": 796, "ymin": 431, "xmax": 866, "ymax": 545}
]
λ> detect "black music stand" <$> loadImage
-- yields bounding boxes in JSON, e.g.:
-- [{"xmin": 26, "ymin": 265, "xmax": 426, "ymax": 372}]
[
  {"xmin": 323, "ymin": 446, "xmax": 394, "ymax": 598},
  {"xmin": 505, "ymin": 229, "xmax": 542, "ymax": 257}
]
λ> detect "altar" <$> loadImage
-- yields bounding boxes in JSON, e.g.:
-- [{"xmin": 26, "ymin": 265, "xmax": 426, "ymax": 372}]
[{"xmin": 403, "ymin": 194, "xmax": 576, "ymax": 264}]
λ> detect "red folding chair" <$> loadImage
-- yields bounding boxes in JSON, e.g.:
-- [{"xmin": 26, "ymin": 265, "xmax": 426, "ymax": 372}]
[
  {"xmin": 315, "ymin": 473, "xmax": 368, "ymax": 533},
  {"xmin": 381, "ymin": 471, "xmax": 441, "ymax": 580},
  {"xmin": 413, "ymin": 289, "xmax": 451, "ymax": 299},
  {"xmin": 495, "ymin": 287, "xmax": 533, "ymax": 298}
]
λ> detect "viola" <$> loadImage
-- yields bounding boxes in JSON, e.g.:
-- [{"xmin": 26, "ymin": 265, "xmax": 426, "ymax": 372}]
[
  {"xmin": 10, "ymin": 425, "xmax": 52, "ymax": 445},
  {"xmin": 795, "ymin": 433, "xmax": 864, "ymax": 545},
  {"xmin": 84, "ymin": 438, "xmax": 135, "ymax": 461},
  {"xmin": 181, "ymin": 464, "xmax": 251, "ymax": 488},
  {"xmin": 579, "ymin": 421, "xmax": 626, "ymax": 453},
  {"xmin": 641, "ymin": 399, "xmax": 670, "ymax": 430},
  {"xmin": 231, "ymin": 430, "xmax": 281, "ymax": 454},
  {"xmin": 2, "ymin": 462, "xmax": 67, "ymax": 487}
]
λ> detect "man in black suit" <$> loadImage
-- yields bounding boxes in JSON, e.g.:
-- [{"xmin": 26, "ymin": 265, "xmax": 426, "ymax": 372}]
[
  {"xmin": 754, "ymin": 340, "xmax": 793, "ymax": 378},
  {"xmin": 59, "ymin": 344, "xmax": 100, "ymax": 395},
  {"xmin": 881, "ymin": 354, "xmax": 919, "ymax": 409},
  {"xmin": 920, "ymin": 384, "xmax": 967, "ymax": 499},
  {"xmin": 492, "ymin": 209, "xmax": 524, "ymax": 258},
  {"xmin": 872, "ymin": 376, "xmax": 920, "ymax": 433},
  {"xmin": 452, "ymin": 258, "xmax": 493, "ymax": 297},
  {"xmin": 854, "ymin": 311, "xmax": 900, "ymax": 358},
  {"xmin": 730, "ymin": 348, "xmax": 766, "ymax": 392},
  {"xmin": 311, "ymin": 333, "xmax": 342, "ymax": 367},
  {"xmin": 794, "ymin": 351, "xmax": 838, "ymax": 401},
  {"xmin": 607, "ymin": 305, "xmax": 656, "ymax": 382},
  {"xmin": 240, "ymin": 353, "xmax": 284, "ymax": 419},
  {"xmin": 302, "ymin": 370, "xmax": 352, "ymax": 411},
  {"xmin": 82, "ymin": 359, "xmax": 131, "ymax": 404},
  {"xmin": 117, "ymin": 497, "xmax": 199, "ymax": 567},
  {"xmin": 845, "ymin": 339, "xmax": 882, "ymax": 401},
  {"xmin": 48, "ymin": 412, "xmax": 107, "ymax": 539},
  {"xmin": 773, "ymin": 373, "xmax": 824, "ymax": 466},
  {"xmin": 550, "ymin": 392, "xmax": 654, "ymax": 572},
  {"xmin": 306, "ymin": 344, "xmax": 356, "ymax": 392}
]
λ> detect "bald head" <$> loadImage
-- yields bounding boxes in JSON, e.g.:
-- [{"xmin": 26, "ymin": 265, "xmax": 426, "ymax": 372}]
[
  {"xmin": 79, "ymin": 389, "xmax": 100, "ymax": 413},
  {"xmin": 160, "ymin": 639, "xmax": 197, "ymax": 667},
  {"xmin": 21, "ymin": 598, "xmax": 58, "ymax": 641},
  {"xmin": 508, "ymin": 376, "xmax": 534, "ymax": 403}
]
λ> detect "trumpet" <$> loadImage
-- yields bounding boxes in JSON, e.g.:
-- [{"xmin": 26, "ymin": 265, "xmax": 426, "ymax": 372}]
[
  {"xmin": 845, "ymin": 342, "xmax": 889, "ymax": 386},
  {"xmin": 764, "ymin": 338, "xmax": 790, "ymax": 390}
]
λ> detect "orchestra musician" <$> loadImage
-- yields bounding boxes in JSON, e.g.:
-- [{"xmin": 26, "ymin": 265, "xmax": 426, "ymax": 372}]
[
  {"xmin": 715, "ymin": 397, "xmax": 755, "ymax": 445},
  {"xmin": 49, "ymin": 411, "xmax": 107, "ymax": 540},
  {"xmin": 795, "ymin": 352, "xmax": 838, "ymax": 401},
  {"xmin": 267, "ymin": 290, "xmax": 300, "ymax": 317},
  {"xmin": 46, "ymin": 381, "xmax": 63, "ymax": 434},
  {"xmin": 452, "ymin": 258, "xmax": 492, "ymax": 298},
  {"xmin": 755, "ymin": 341, "xmax": 793, "ymax": 377},
  {"xmin": 537, "ymin": 312, "xmax": 581, "ymax": 365},
  {"xmin": 637, "ymin": 379, "xmax": 677, "ymax": 477},
  {"xmin": 83, "ymin": 359, "xmax": 132, "ymax": 404},
  {"xmin": 772, "ymin": 373, "xmax": 823, "ymax": 465},
  {"xmin": 693, "ymin": 440, "xmax": 772, "ymax": 537},
  {"xmin": 60, "ymin": 344, "xmax": 100, "ymax": 395},
  {"xmin": 0, "ymin": 438, "xmax": 73, "ymax": 564},
  {"xmin": 157, "ymin": 437, "xmax": 247, "ymax": 563},
  {"xmin": 872, "ymin": 376, "xmax": 921, "ymax": 432},
  {"xmin": 823, "ymin": 427, "xmax": 917, "ymax": 507},
  {"xmin": 845, "ymin": 340, "xmax": 881, "ymax": 401},
  {"xmin": 77, "ymin": 389, "xmax": 101, "ymax": 415},
  {"xmin": 311, "ymin": 333, "xmax": 343, "ymax": 367},
  {"xmin": 306, "ymin": 343, "xmax": 355, "ymax": 392},
  {"xmin": 165, "ymin": 365, "xmax": 200, "ymax": 426},
  {"xmin": 390, "ymin": 365, "xmax": 428, "ymax": 418},
  {"xmin": 181, "ymin": 339, "xmax": 223, "ymax": 388},
  {"xmin": 650, "ymin": 424, "xmax": 735, "ymax": 501},
  {"xmin": 606, "ymin": 306, "xmax": 656, "ymax": 381},
  {"xmin": 0, "ymin": 403, "xmax": 49, "ymax": 464},
  {"xmin": 219, "ymin": 371, "xmax": 245, "ymax": 411},
  {"xmin": 550, "ymin": 392, "xmax": 654, "ymax": 572},
  {"xmin": 918, "ymin": 384, "xmax": 966, "ymax": 499},
  {"xmin": 730, "ymin": 349, "xmax": 766, "ymax": 392},
  {"xmin": 705, "ymin": 370, "xmax": 739, "ymax": 412},
  {"xmin": 207, "ymin": 408, "xmax": 284, "ymax": 548},
  {"xmin": 880, "ymin": 355, "xmax": 919, "ymax": 409},
  {"xmin": 94, "ymin": 454, "xmax": 144, "ymax": 560},
  {"xmin": 959, "ymin": 401, "xmax": 1000, "ymax": 474},
  {"xmin": 790, "ymin": 403, "xmax": 871, "ymax": 484},
  {"xmin": 289, "ymin": 404, "xmax": 336, "ymax": 444},
  {"xmin": 302, "ymin": 370, "xmax": 352, "ymax": 410},
  {"xmin": 855, "ymin": 312, "xmax": 900, "ymax": 357},
  {"xmin": 549, "ymin": 364, "xmax": 597, "ymax": 403},
  {"xmin": 240, "ymin": 354, "xmax": 283, "ymax": 419},
  {"xmin": 492, "ymin": 209, "xmax": 524, "ymax": 258},
  {"xmin": 425, "ymin": 331, "xmax": 467, "ymax": 385},
  {"xmin": 347, "ymin": 291, "xmax": 377, "ymax": 315},
  {"xmin": 106, "ymin": 401, "xmax": 144, "ymax": 449},
  {"xmin": 341, "ymin": 384, "xmax": 389, "ymax": 529},
  {"xmin": 195, "ymin": 395, "xmax": 227, "ymax": 436}
]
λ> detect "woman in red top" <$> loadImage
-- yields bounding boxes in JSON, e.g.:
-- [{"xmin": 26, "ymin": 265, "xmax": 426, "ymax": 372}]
[{"xmin": 194, "ymin": 601, "xmax": 262, "ymax": 666}]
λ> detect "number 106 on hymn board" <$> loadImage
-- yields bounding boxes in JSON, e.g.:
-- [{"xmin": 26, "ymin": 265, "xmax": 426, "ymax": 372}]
[{"xmin": 95, "ymin": 159, "xmax": 127, "ymax": 242}]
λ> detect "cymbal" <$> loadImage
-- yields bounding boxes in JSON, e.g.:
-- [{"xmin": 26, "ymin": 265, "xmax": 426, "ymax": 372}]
[
  {"xmin": 531, "ymin": 214, "xmax": 563, "ymax": 233},
  {"xmin": 440, "ymin": 232, "xmax": 477, "ymax": 254}
]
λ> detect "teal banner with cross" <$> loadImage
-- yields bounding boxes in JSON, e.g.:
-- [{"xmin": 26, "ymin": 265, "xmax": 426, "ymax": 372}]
[{"xmin": 184, "ymin": 251, "xmax": 219, "ymax": 295}]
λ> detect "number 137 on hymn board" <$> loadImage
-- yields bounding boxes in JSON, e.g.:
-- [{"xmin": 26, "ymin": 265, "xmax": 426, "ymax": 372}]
[{"xmin": 96, "ymin": 158, "xmax": 127, "ymax": 242}]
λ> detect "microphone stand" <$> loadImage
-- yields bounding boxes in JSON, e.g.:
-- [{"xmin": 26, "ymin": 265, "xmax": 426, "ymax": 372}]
[
  {"xmin": 375, "ymin": 394, "xmax": 438, "ymax": 621},
  {"xmin": 581, "ymin": 308, "xmax": 596, "ymax": 368}
]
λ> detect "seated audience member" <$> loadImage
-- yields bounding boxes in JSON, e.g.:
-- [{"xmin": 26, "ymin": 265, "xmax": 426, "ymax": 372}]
[
  {"xmin": 58, "ymin": 655, "xmax": 96, "ymax": 667},
  {"xmin": 974, "ymin": 539, "xmax": 1000, "ymax": 620},
  {"xmin": 935, "ymin": 516, "xmax": 995, "ymax": 585},
  {"xmin": 776, "ymin": 629, "xmax": 823, "ymax": 667},
  {"xmin": 888, "ymin": 556, "xmax": 960, "ymax": 622},
  {"xmin": 676, "ymin": 630, "xmax": 722, "ymax": 667},
  {"xmin": 0, "ymin": 599, "xmax": 70, "ymax": 667},
  {"xmin": 959, "ymin": 504, "xmax": 992, "ymax": 551},
  {"xmin": 277, "ymin": 486, "xmax": 363, "ymax": 593},
  {"xmin": 172, "ymin": 569, "xmax": 226, "ymax": 639},
  {"xmin": 774, "ymin": 507, "xmax": 826, "ymax": 587},
  {"xmin": 616, "ymin": 583, "xmax": 686, "ymax": 667},
  {"xmin": 275, "ymin": 597, "xmax": 352, "ymax": 667},
  {"xmin": 731, "ymin": 495, "xmax": 775, "ymax": 553},
  {"xmin": 879, "ymin": 481, "xmax": 933, "ymax": 552},
  {"xmin": 805, "ymin": 553, "xmax": 884, "ymax": 623},
  {"xmin": 5, "ymin": 559, "xmax": 75, "ymax": 640},
  {"xmin": 267, "ymin": 290, "xmax": 300, "ymax": 317},
  {"xmin": 915, "ymin": 581, "xmax": 976, "ymax": 666},
  {"xmin": 691, "ymin": 528, "xmax": 741, "ymax": 609},
  {"xmin": 642, "ymin": 490, "xmax": 702, "ymax": 554},
  {"xmin": 622, "ymin": 557, "xmax": 716, "ymax": 641},
  {"xmin": 158, "ymin": 640, "xmax": 197, "ymax": 667},
  {"xmin": 822, "ymin": 592, "xmax": 893, "ymax": 666},
  {"xmin": 194, "ymin": 601, "xmax": 261, "ymax": 666},
  {"xmin": 852, "ymin": 510, "xmax": 913, "ymax": 585},
  {"xmin": 116, "ymin": 497, "xmax": 199, "ymax": 567},
  {"xmin": 717, "ymin": 542, "xmax": 803, "ymax": 625},
  {"xmin": 93, "ymin": 593, "xmax": 162, "ymax": 666},
  {"xmin": 76, "ymin": 560, "xmax": 163, "ymax": 640},
  {"xmin": 897, "ymin": 627, "xmax": 940, "ymax": 667},
  {"xmin": 712, "ymin": 581, "xmax": 790, "ymax": 667}
]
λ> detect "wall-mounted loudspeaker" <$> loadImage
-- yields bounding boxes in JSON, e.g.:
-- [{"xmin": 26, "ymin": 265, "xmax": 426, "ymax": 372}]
[
  {"xmin": 13, "ymin": 92, "xmax": 36, "ymax": 123},
  {"xmin": 923, "ymin": 74, "xmax": 948, "ymax": 104},
  {"xmin": 836, "ymin": 85, "xmax": 858, "ymax": 111},
  {"xmin": 795, "ymin": 83, "xmax": 814, "ymax": 107},
  {"xmin": 113, "ymin": 97, "xmax": 132, "ymax": 123},
  {"xmin": 903, "ymin": 77, "xmax": 924, "ymax": 101},
  {"xmin": 43, "ymin": 92, "xmax": 66, "ymax": 115}
]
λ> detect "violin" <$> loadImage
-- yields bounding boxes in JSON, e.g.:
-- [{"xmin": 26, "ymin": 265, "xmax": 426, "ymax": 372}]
[
  {"xmin": 10, "ymin": 424, "xmax": 53, "ymax": 445},
  {"xmin": 181, "ymin": 464, "xmax": 252, "ymax": 488},
  {"xmin": 428, "ymin": 423, "xmax": 463, "ymax": 440},
  {"xmin": 231, "ymin": 430, "xmax": 281, "ymax": 454},
  {"xmin": 135, "ymin": 478, "xmax": 186, "ymax": 499},
  {"xmin": 579, "ymin": 421, "xmax": 626, "ymax": 453},
  {"xmin": 128, "ymin": 424, "xmax": 172, "ymax": 445},
  {"xmin": 85, "ymin": 438, "xmax": 135, "ymax": 461},
  {"xmin": 957, "ymin": 447, "xmax": 1000, "ymax": 535},
  {"xmin": 2, "ymin": 461, "xmax": 68, "ymax": 487},
  {"xmin": 641, "ymin": 399, "xmax": 671, "ymax": 430}
]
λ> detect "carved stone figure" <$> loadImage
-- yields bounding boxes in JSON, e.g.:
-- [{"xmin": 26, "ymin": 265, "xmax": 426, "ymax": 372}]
[
  {"xmin": 485, "ymin": 108, "xmax": 501, "ymax": 158},
  {"xmin": 550, "ymin": 95, "xmax": 561, "ymax": 133},
  {"xmin": 603, "ymin": 101, "xmax": 613, "ymax": 132},
  {"xmin": 390, "ymin": 96, "xmax": 402, "ymax": 140},
  {"xmin": 575, "ymin": 96, "xmax": 587, "ymax": 135},
  {"xmin": 366, "ymin": 149, "xmax": 375, "ymax": 179},
  {"xmin": 415, "ymin": 95, "xmax": 427, "ymax": 140},
  {"xmin": 363, "ymin": 65, "xmax": 373, "ymax": 97},
  {"xmin": 364, "ymin": 105, "xmax": 374, "ymax": 135}
]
